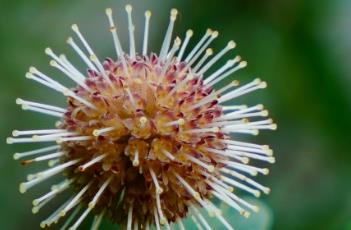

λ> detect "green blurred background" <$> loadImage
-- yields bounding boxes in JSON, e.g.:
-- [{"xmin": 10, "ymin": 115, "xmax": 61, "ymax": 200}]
[{"xmin": 0, "ymin": 0, "xmax": 350, "ymax": 229}]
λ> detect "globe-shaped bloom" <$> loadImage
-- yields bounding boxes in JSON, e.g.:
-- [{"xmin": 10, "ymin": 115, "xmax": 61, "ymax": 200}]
[{"xmin": 7, "ymin": 4, "xmax": 276, "ymax": 230}]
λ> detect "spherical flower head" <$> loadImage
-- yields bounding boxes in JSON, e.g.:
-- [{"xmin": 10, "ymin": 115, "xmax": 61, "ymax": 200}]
[{"xmin": 7, "ymin": 4, "xmax": 276, "ymax": 230}]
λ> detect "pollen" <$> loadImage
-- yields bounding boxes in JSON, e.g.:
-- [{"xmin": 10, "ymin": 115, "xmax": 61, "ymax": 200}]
[{"xmin": 7, "ymin": 4, "xmax": 276, "ymax": 230}]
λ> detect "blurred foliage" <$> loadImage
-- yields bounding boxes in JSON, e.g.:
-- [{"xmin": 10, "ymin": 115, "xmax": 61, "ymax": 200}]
[{"xmin": 0, "ymin": 0, "xmax": 350, "ymax": 229}]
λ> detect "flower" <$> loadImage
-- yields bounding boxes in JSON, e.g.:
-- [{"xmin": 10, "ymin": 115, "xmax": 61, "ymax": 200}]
[{"xmin": 7, "ymin": 4, "xmax": 276, "ymax": 230}]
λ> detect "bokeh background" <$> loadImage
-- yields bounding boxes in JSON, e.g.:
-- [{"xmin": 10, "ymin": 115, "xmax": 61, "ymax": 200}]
[{"xmin": 0, "ymin": 0, "xmax": 350, "ymax": 229}]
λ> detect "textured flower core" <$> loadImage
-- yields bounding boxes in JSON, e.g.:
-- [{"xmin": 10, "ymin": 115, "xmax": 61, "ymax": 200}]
[
  {"xmin": 8, "ymin": 5, "xmax": 276, "ymax": 230},
  {"xmin": 61, "ymin": 54, "xmax": 226, "ymax": 225}
]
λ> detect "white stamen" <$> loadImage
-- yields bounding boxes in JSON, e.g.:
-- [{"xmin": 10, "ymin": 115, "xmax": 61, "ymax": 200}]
[
  {"xmin": 159, "ymin": 9, "xmax": 178, "ymax": 61},
  {"xmin": 164, "ymin": 118, "xmax": 185, "ymax": 127},
  {"xmin": 222, "ymin": 105, "xmax": 247, "ymax": 111},
  {"xmin": 173, "ymin": 172, "xmax": 214, "ymax": 215},
  {"xmin": 89, "ymin": 54, "xmax": 114, "ymax": 88},
  {"xmin": 12, "ymin": 128, "xmax": 65, "ymax": 137},
  {"xmin": 202, "ymin": 170, "xmax": 233, "ymax": 192},
  {"xmin": 33, "ymin": 179, "xmax": 73, "ymax": 206},
  {"xmin": 105, "ymin": 9, "xmax": 129, "ymax": 76},
  {"xmin": 191, "ymin": 206, "xmax": 213, "ymax": 230},
  {"xmin": 78, "ymin": 154, "xmax": 107, "ymax": 172},
  {"xmin": 176, "ymin": 218, "xmax": 185, "ymax": 230},
  {"xmin": 221, "ymin": 175, "xmax": 261, "ymax": 197},
  {"xmin": 210, "ymin": 182, "xmax": 247, "ymax": 215},
  {"xmin": 89, "ymin": 176, "xmax": 113, "ymax": 208},
  {"xmin": 185, "ymin": 29, "xmax": 212, "ymax": 62},
  {"xmin": 185, "ymin": 154, "xmax": 214, "ymax": 172},
  {"xmin": 48, "ymin": 159, "xmax": 60, "ymax": 167},
  {"xmin": 21, "ymin": 104, "xmax": 64, "ymax": 118},
  {"xmin": 125, "ymin": 5, "xmax": 136, "ymax": 59},
  {"xmin": 90, "ymin": 210, "xmax": 105, "ymax": 230},
  {"xmin": 133, "ymin": 149, "xmax": 139, "ymax": 166},
  {"xmin": 133, "ymin": 219, "xmax": 139, "ymax": 230},
  {"xmin": 93, "ymin": 127, "xmax": 116, "ymax": 136},
  {"xmin": 153, "ymin": 206, "xmax": 161, "ymax": 230},
  {"xmin": 40, "ymin": 197, "xmax": 74, "ymax": 228},
  {"xmin": 45, "ymin": 48, "xmax": 86, "ymax": 83},
  {"xmin": 49, "ymin": 60, "xmax": 90, "ymax": 91},
  {"xmin": 206, "ymin": 60, "xmax": 246, "ymax": 88},
  {"xmin": 16, "ymin": 98, "xmax": 66, "ymax": 113},
  {"xmin": 193, "ymin": 48, "xmax": 213, "ymax": 73},
  {"xmin": 67, "ymin": 37, "xmax": 97, "ymax": 71},
  {"xmin": 127, "ymin": 205, "xmax": 133, "ymax": 230},
  {"xmin": 162, "ymin": 149, "xmax": 175, "ymax": 161},
  {"xmin": 150, "ymin": 168, "xmax": 163, "ymax": 194},
  {"xmin": 160, "ymin": 37, "xmax": 181, "ymax": 77},
  {"xmin": 58, "ymin": 136, "xmax": 92, "ymax": 143},
  {"xmin": 13, "ymin": 145, "xmax": 60, "ymax": 160},
  {"xmin": 125, "ymin": 88, "xmax": 137, "ymax": 110},
  {"xmin": 59, "ymin": 205, "xmax": 82, "ymax": 230},
  {"xmin": 185, "ymin": 127, "xmax": 219, "ymax": 134},
  {"xmin": 69, "ymin": 206, "xmax": 92, "ymax": 230},
  {"xmin": 31, "ymin": 151, "xmax": 65, "ymax": 162},
  {"xmin": 59, "ymin": 54, "xmax": 87, "ymax": 81},
  {"xmin": 206, "ymin": 200, "xmax": 234, "ymax": 230},
  {"xmin": 191, "ymin": 215, "xmax": 204, "ymax": 230},
  {"xmin": 187, "ymin": 80, "xmax": 239, "ymax": 110},
  {"xmin": 60, "ymin": 181, "xmax": 93, "ymax": 217},
  {"xmin": 143, "ymin": 11, "xmax": 152, "ymax": 55},
  {"xmin": 20, "ymin": 159, "xmax": 80, "ymax": 194},
  {"xmin": 221, "ymin": 168, "xmax": 271, "ymax": 194},
  {"xmin": 177, "ymin": 29, "xmax": 193, "ymax": 62},
  {"xmin": 198, "ymin": 40, "xmax": 236, "ymax": 75},
  {"xmin": 219, "ymin": 78, "xmax": 267, "ymax": 104},
  {"xmin": 187, "ymin": 31, "xmax": 218, "ymax": 67}
]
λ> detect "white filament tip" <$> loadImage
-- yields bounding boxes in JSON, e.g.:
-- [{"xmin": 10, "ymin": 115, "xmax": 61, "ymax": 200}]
[
  {"xmin": 171, "ymin": 8, "xmax": 178, "ymax": 20},
  {"xmin": 257, "ymin": 104, "xmax": 264, "ymax": 110},
  {"xmin": 262, "ymin": 110, "xmax": 269, "ymax": 116},
  {"xmin": 49, "ymin": 60, "xmax": 57, "ymax": 67},
  {"xmin": 260, "ymin": 81, "xmax": 267, "ymax": 88},
  {"xmin": 71, "ymin": 24, "xmax": 79, "ymax": 31},
  {"xmin": 125, "ymin": 4, "xmax": 132, "ymax": 12},
  {"xmin": 239, "ymin": 61, "xmax": 247, "ymax": 68},
  {"xmin": 206, "ymin": 48, "xmax": 213, "ymax": 55},
  {"xmin": 32, "ymin": 206, "xmax": 39, "ymax": 214},
  {"xmin": 160, "ymin": 217, "xmax": 167, "ymax": 225},
  {"xmin": 243, "ymin": 211, "xmax": 251, "ymax": 218},
  {"xmin": 13, "ymin": 153, "xmax": 20, "ymax": 160},
  {"xmin": 231, "ymin": 80, "xmax": 240, "ymax": 86},
  {"xmin": 105, "ymin": 8, "xmax": 112, "ymax": 15},
  {"xmin": 268, "ymin": 157, "xmax": 276, "ymax": 163},
  {"xmin": 187, "ymin": 29, "xmax": 194, "ymax": 37},
  {"xmin": 19, "ymin": 183, "xmax": 27, "ymax": 193},
  {"xmin": 206, "ymin": 29, "xmax": 213, "ymax": 35},
  {"xmin": 44, "ymin": 47, "xmax": 52, "ymax": 55},
  {"xmin": 145, "ymin": 10, "xmax": 152, "ymax": 17},
  {"xmin": 262, "ymin": 168, "xmax": 269, "ymax": 175},
  {"xmin": 227, "ymin": 40, "xmax": 236, "ymax": 49},
  {"xmin": 25, "ymin": 73, "xmax": 32, "ymax": 79},
  {"xmin": 32, "ymin": 199, "xmax": 39, "ymax": 206},
  {"xmin": 178, "ymin": 119, "xmax": 185, "ymax": 125},
  {"xmin": 6, "ymin": 137, "xmax": 13, "ymax": 144},
  {"xmin": 254, "ymin": 191, "xmax": 261, "ymax": 197},
  {"xmin": 211, "ymin": 31, "xmax": 219, "ymax": 38},
  {"xmin": 66, "ymin": 37, "xmax": 73, "ymax": 44},
  {"xmin": 12, "ymin": 130, "xmax": 19, "ymax": 136},
  {"xmin": 254, "ymin": 78, "xmax": 261, "ymax": 84},
  {"xmin": 16, "ymin": 98, "xmax": 23, "ymax": 105},
  {"xmin": 208, "ymin": 165, "xmax": 215, "ymax": 172},
  {"xmin": 175, "ymin": 37, "xmax": 182, "ymax": 46}
]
